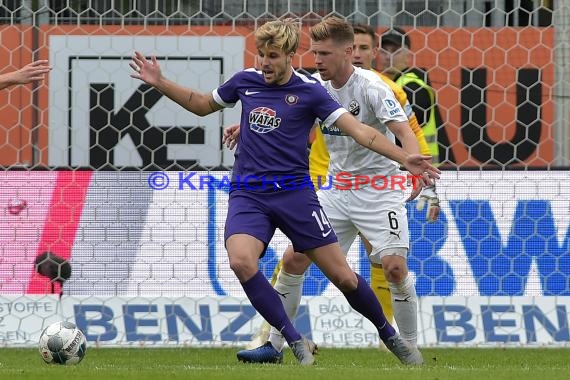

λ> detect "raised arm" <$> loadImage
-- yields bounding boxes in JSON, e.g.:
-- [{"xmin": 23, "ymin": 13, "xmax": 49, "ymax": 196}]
[
  {"xmin": 130, "ymin": 51, "xmax": 223, "ymax": 116},
  {"xmin": 0, "ymin": 60, "xmax": 52, "ymax": 90}
]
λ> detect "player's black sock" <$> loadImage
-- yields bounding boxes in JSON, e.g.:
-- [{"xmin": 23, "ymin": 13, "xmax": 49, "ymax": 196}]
[
  {"xmin": 241, "ymin": 270, "xmax": 302, "ymax": 344},
  {"xmin": 343, "ymin": 273, "xmax": 396, "ymax": 341}
]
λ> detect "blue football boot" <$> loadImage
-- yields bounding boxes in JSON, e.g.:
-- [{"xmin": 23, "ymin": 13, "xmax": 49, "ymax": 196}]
[{"xmin": 237, "ymin": 342, "xmax": 284, "ymax": 364}]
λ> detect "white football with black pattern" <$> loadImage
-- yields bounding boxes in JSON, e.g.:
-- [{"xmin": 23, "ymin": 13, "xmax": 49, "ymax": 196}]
[{"xmin": 38, "ymin": 321, "xmax": 87, "ymax": 365}]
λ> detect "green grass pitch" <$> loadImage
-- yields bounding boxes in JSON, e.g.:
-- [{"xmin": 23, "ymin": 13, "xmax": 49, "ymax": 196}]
[{"xmin": 1, "ymin": 347, "xmax": 569, "ymax": 380}]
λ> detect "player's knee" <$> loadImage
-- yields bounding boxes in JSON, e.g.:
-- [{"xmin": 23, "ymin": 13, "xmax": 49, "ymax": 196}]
[
  {"xmin": 228, "ymin": 255, "xmax": 257, "ymax": 281},
  {"xmin": 332, "ymin": 271, "xmax": 358, "ymax": 293},
  {"xmin": 282, "ymin": 246, "xmax": 311, "ymax": 275},
  {"xmin": 383, "ymin": 264, "xmax": 406, "ymax": 283},
  {"xmin": 379, "ymin": 249, "xmax": 408, "ymax": 282},
  {"xmin": 381, "ymin": 260, "xmax": 407, "ymax": 283}
]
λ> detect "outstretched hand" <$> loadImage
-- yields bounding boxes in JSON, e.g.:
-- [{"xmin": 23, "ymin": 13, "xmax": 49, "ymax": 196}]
[
  {"xmin": 403, "ymin": 154, "xmax": 440, "ymax": 201},
  {"xmin": 130, "ymin": 51, "xmax": 162, "ymax": 86},
  {"xmin": 16, "ymin": 60, "xmax": 52, "ymax": 84},
  {"xmin": 1, "ymin": 60, "xmax": 52, "ymax": 89}
]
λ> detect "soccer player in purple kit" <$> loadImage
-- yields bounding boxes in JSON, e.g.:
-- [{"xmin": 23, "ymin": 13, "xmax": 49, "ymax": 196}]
[{"xmin": 130, "ymin": 18, "xmax": 438, "ymax": 365}]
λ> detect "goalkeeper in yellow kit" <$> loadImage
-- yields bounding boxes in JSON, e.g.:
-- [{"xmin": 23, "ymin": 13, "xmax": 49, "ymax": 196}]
[{"xmin": 244, "ymin": 23, "xmax": 439, "ymax": 352}]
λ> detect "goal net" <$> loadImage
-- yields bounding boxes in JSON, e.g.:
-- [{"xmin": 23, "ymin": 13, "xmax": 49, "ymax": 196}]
[{"xmin": 1, "ymin": 0, "xmax": 569, "ymax": 348}]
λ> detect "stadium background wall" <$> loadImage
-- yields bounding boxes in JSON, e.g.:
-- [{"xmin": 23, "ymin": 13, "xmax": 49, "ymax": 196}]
[{"xmin": 0, "ymin": 25, "xmax": 561, "ymax": 169}]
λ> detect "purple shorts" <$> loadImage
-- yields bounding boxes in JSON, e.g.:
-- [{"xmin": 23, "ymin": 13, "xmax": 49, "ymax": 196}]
[{"xmin": 224, "ymin": 187, "xmax": 338, "ymax": 255}]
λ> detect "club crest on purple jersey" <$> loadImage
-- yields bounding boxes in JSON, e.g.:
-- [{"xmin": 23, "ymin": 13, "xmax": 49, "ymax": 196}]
[{"xmin": 285, "ymin": 94, "xmax": 299, "ymax": 105}]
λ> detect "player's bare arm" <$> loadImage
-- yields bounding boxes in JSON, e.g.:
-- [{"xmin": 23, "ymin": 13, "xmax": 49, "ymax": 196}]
[
  {"xmin": 130, "ymin": 51, "xmax": 223, "ymax": 116},
  {"xmin": 334, "ymin": 113, "xmax": 405, "ymax": 163},
  {"xmin": 0, "ymin": 60, "xmax": 52, "ymax": 90},
  {"xmin": 386, "ymin": 119, "xmax": 425, "ymax": 199},
  {"xmin": 334, "ymin": 113, "xmax": 439, "ymax": 182},
  {"xmin": 387, "ymin": 120, "xmax": 420, "ymax": 155}
]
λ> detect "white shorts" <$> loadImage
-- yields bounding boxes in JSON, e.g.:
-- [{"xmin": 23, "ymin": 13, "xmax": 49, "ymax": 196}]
[{"xmin": 317, "ymin": 186, "xmax": 409, "ymax": 263}]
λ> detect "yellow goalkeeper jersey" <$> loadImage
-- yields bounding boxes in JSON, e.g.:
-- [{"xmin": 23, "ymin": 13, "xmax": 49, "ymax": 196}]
[{"xmin": 309, "ymin": 69, "xmax": 430, "ymax": 188}]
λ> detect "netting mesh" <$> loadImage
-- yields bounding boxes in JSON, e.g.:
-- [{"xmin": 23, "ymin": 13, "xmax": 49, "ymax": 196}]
[
  {"xmin": 1, "ymin": 0, "xmax": 570, "ymax": 348},
  {"xmin": 1, "ymin": 0, "xmax": 568, "ymax": 169}
]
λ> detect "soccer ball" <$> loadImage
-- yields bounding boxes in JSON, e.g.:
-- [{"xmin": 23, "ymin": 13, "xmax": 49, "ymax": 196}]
[{"xmin": 38, "ymin": 321, "xmax": 87, "ymax": 365}]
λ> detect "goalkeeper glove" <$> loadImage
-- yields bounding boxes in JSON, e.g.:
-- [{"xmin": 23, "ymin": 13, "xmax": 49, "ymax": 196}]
[{"xmin": 416, "ymin": 183, "xmax": 440, "ymax": 222}]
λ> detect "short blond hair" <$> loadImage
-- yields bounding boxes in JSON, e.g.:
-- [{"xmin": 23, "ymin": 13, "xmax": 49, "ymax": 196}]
[
  {"xmin": 310, "ymin": 16, "xmax": 354, "ymax": 45},
  {"xmin": 255, "ymin": 18, "xmax": 300, "ymax": 55}
]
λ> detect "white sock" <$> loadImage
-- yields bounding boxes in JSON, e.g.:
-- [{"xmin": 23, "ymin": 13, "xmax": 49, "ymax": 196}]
[
  {"xmin": 389, "ymin": 275, "xmax": 418, "ymax": 346},
  {"xmin": 268, "ymin": 270, "xmax": 304, "ymax": 352}
]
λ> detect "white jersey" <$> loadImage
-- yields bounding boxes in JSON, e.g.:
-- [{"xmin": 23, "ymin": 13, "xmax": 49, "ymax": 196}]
[{"xmin": 313, "ymin": 67, "xmax": 408, "ymax": 186}]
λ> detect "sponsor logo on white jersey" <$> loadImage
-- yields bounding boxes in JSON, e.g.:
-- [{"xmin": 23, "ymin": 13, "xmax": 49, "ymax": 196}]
[
  {"xmin": 384, "ymin": 98, "xmax": 404, "ymax": 117},
  {"xmin": 320, "ymin": 123, "xmax": 348, "ymax": 136}
]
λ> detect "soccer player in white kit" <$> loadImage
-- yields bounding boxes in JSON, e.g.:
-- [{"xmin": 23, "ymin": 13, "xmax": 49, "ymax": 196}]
[{"xmin": 237, "ymin": 17, "xmax": 424, "ymax": 364}]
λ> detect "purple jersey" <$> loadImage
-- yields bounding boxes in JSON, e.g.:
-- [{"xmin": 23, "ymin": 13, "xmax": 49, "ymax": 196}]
[{"xmin": 213, "ymin": 68, "xmax": 347, "ymax": 190}]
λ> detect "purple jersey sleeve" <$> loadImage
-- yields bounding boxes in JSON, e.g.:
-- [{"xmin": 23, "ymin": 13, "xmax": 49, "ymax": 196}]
[{"xmin": 212, "ymin": 70, "xmax": 245, "ymax": 107}]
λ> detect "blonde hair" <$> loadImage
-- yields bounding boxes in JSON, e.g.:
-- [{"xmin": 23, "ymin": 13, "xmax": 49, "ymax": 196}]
[
  {"xmin": 309, "ymin": 16, "xmax": 354, "ymax": 45},
  {"xmin": 255, "ymin": 18, "xmax": 300, "ymax": 55}
]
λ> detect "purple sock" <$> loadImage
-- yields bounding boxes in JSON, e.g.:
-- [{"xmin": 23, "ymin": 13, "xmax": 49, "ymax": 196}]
[
  {"xmin": 241, "ymin": 271, "xmax": 302, "ymax": 344},
  {"xmin": 343, "ymin": 273, "xmax": 396, "ymax": 342}
]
